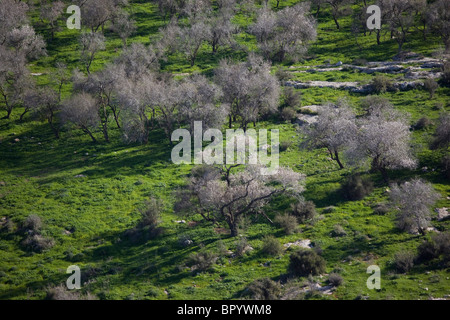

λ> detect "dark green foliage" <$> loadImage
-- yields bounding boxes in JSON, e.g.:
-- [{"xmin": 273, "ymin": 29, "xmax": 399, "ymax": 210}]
[
  {"xmin": 413, "ymin": 117, "xmax": 433, "ymax": 130},
  {"xmin": 261, "ymin": 235, "xmax": 283, "ymax": 256},
  {"xmin": 372, "ymin": 203, "xmax": 390, "ymax": 215},
  {"xmin": 291, "ymin": 200, "xmax": 317, "ymax": 223},
  {"xmin": 288, "ymin": 249, "xmax": 326, "ymax": 277},
  {"xmin": 279, "ymin": 140, "xmax": 293, "ymax": 152},
  {"xmin": 331, "ymin": 224, "xmax": 347, "ymax": 237},
  {"xmin": 371, "ymin": 75, "xmax": 393, "ymax": 94},
  {"xmin": 246, "ymin": 278, "xmax": 281, "ymax": 300},
  {"xmin": 124, "ymin": 197, "xmax": 164, "ymax": 243},
  {"xmin": 281, "ymin": 107, "xmax": 296, "ymax": 122},
  {"xmin": 417, "ymin": 232, "xmax": 450, "ymax": 264},
  {"xmin": 340, "ymin": 174, "xmax": 374, "ymax": 201}
]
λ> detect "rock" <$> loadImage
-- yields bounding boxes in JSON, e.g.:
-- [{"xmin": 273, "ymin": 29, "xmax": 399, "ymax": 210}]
[
  {"xmin": 284, "ymin": 239, "xmax": 312, "ymax": 249},
  {"xmin": 74, "ymin": 174, "xmax": 87, "ymax": 178},
  {"xmin": 174, "ymin": 220, "xmax": 186, "ymax": 224},
  {"xmin": 0, "ymin": 181, "xmax": 5, "ymax": 186},
  {"xmin": 181, "ymin": 239, "xmax": 193, "ymax": 247},
  {"xmin": 435, "ymin": 208, "xmax": 449, "ymax": 221}
]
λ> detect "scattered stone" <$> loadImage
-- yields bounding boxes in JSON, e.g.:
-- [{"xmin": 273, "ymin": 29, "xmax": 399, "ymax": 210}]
[
  {"xmin": 283, "ymin": 239, "xmax": 312, "ymax": 249},
  {"xmin": 174, "ymin": 220, "xmax": 186, "ymax": 224},
  {"xmin": 0, "ymin": 181, "xmax": 5, "ymax": 186},
  {"xmin": 74, "ymin": 174, "xmax": 87, "ymax": 178}
]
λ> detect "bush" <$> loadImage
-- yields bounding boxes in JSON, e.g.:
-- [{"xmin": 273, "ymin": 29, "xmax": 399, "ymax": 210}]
[
  {"xmin": 261, "ymin": 235, "xmax": 283, "ymax": 256},
  {"xmin": 282, "ymin": 87, "xmax": 302, "ymax": 109},
  {"xmin": 331, "ymin": 224, "xmax": 347, "ymax": 237},
  {"xmin": 235, "ymin": 237, "xmax": 249, "ymax": 257},
  {"xmin": 372, "ymin": 203, "xmax": 390, "ymax": 215},
  {"xmin": 288, "ymin": 249, "xmax": 326, "ymax": 277},
  {"xmin": 246, "ymin": 278, "xmax": 281, "ymax": 300},
  {"xmin": 188, "ymin": 250, "xmax": 218, "ymax": 272},
  {"xmin": 124, "ymin": 198, "xmax": 164, "ymax": 242},
  {"xmin": 340, "ymin": 174, "xmax": 374, "ymax": 201},
  {"xmin": 291, "ymin": 200, "xmax": 317, "ymax": 223},
  {"xmin": 279, "ymin": 140, "xmax": 293, "ymax": 152},
  {"xmin": 393, "ymin": 250, "xmax": 414, "ymax": 273},
  {"xmin": 274, "ymin": 214, "xmax": 298, "ymax": 235},
  {"xmin": 275, "ymin": 68, "xmax": 290, "ymax": 82},
  {"xmin": 352, "ymin": 58, "xmax": 368, "ymax": 66},
  {"xmin": 371, "ymin": 75, "xmax": 393, "ymax": 94},
  {"xmin": 22, "ymin": 234, "xmax": 55, "ymax": 253},
  {"xmin": 281, "ymin": 107, "xmax": 296, "ymax": 122},
  {"xmin": 439, "ymin": 60, "xmax": 450, "ymax": 87},
  {"xmin": 22, "ymin": 214, "xmax": 43, "ymax": 233},
  {"xmin": 423, "ymin": 78, "xmax": 439, "ymax": 98},
  {"xmin": 328, "ymin": 273, "xmax": 344, "ymax": 287},
  {"xmin": 417, "ymin": 239, "xmax": 439, "ymax": 262},
  {"xmin": 416, "ymin": 232, "xmax": 450, "ymax": 264},
  {"xmin": 413, "ymin": 117, "xmax": 433, "ymax": 130}
]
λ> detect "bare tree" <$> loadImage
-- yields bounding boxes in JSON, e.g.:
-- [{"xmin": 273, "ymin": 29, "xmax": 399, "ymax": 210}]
[
  {"xmin": 390, "ymin": 179, "xmax": 440, "ymax": 235},
  {"xmin": 206, "ymin": 8, "xmax": 237, "ymax": 54},
  {"xmin": 325, "ymin": 0, "xmax": 352, "ymax": 30},
  {"xmin": 177, "ymin": 20, "xmax": 211, "ymax": 66},
  {"xmin": 60, "ymin": 92, "xmax": 100, "ymax": 143},
  {"xmin": 346, "ymin": 105, "xmax": 417, "ymax": 181},
  {"xmin": 79, "ymin": 31, "xmax": 106, "ymax": 74},
  {"xmin": 379, "ymin": 0, "xmax": 423, "ymax": 52},
  {"xmin": 175, "ymin": 164, "xmax": 305, "ymax": 236},
  {"xmin": 5, "ymin": 25, "xmax": 47, "ymax": 60},
  {"xmin": 114, "ymin": 42, "xmax": 160, "ymax": 80},
  {"xmin": 301, "ymin": 100, "xmax": 357, "ymax": 169},
  {"xmin": 24, "ymin": 87, "xmax": 61, "ymax": 138},
  {"xmin": 215, "ymin": 54, "xmax": 280, "ymax": 130},
  {"xmin": 78, "ymin": 0, "xmax": 127, "ymax": 33},
  {"xmin": 40, "ymin": 0, "xmax": 65, "ymax": 41},
  {"xmin": 0, "ymin": 0, "xmax": 29, "ymax": 45},
  {"xmin": 249, "ymin": 3, "xmax": 317, "ymax": 62},
  {"xmin": 111, "ymin": 9, "xmax": 137, "ymax": 47}
]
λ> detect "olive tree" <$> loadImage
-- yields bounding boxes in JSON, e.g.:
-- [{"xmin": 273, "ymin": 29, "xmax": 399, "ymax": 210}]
[
  {"xmin": 427, "ymin": 0, "xmax": 450, "ymax": 52},
  {"xmin": 79, "ymin": 31, "xmax": 106, "ymax": 74},
  {"xmin": 111, "ymin": 9, "xmax": 137, "ymax": 47},
  {"xmin": 390, "ymin": 179, "xmax": 440, "ymax": 235},
  {"xmin": 40, "ymin": 0, "xmax": 65, "ymax": 41}
]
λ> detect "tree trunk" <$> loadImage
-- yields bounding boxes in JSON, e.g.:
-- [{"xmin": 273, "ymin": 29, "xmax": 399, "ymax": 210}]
[
  {"xmin": 376, "ymin": 29, "xmax": 381, "ymax": 45},
  {"xmin": 334, "ymin": 151, "xmax": 344, "ymax": 169}
]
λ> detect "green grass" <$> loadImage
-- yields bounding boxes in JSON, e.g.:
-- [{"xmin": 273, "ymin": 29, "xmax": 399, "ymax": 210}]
[{"xmin": 0, "ymin": 0, "xmax": 449, "ymax": 300}]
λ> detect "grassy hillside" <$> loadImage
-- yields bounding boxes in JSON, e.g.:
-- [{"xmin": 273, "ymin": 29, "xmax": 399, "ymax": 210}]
[{"xmin": 0, "ymin": 0, "xmax": 449, "ymax": 300}]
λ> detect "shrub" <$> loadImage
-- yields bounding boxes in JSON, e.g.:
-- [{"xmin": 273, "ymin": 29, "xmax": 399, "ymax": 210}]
[
  {"xmin": 413, "ymin": 117, "xmax": 433, "ymax": 130},
  {"xmin": 417, "ymin": 239, "xmax": 439, "ymax": 262},
  {"xmin": 274, "ymin": 214, "xmax": 298, "ymax": 235},
  {"xmin": 288, "ymin": 249, "xmax": 326, "ymax": 277},
  {"xmin": 22, "ymin": 234, "xmax": 55, "ymax": 253},
  {"xmin": 281, "ymin": 107, "xmax": 296, "ymax": 122},
  {"xmin": 352, "ymin": 58, "xmax": 368, "ymax": 66},
  {"xmin": 328, "ymin": 273, "xmax": 344, "ymax": 287},
  {"xmin": 371, "ymin": 75, "xmax": 393, "ymax": 94},
  {"xmin": 261, "ymin": 235, "xmax": 283, "ymax": 256},
  {"xmin": 323, "ymin": 206, "xmax": 337, "ymax": 214},
  {"xmin": 275, "ymin": 68, "xmax": 290, "ymax": 82},
  {"xmin": 393, "ymin": 250, "xmax": 414, "ymax": 273},
  {"xmin": 22, "ymin": 214, "xmax": 43, "ymax": 233},
  {"xmin": 291, "ymin": 200, "xmax": 317, "ymax": 223},
  {"xmin": 279, "ymin": 140, "xmax": 293, "ymax": 152},
  {"xmin": 423, "ymin": 78, "xmax": 439, "ymax": 98},
  {"xmin": 188, "ymin": 250, "xmax": 218, "ymax": 272},
  {"xmin": 283, "ymin": 86, "xmax": 302, "ymax": 109},
  {"xmin": 124, "ymin": 198, "xmax": 164, "ymax": 242},
  {"xmin": 340, "ymin": 174, "xmax": 373, "ymax": 201},
  {"xmin": 331, "ymin": 224, "xmax": 347, "ymax": 237},
  {"xmin": 246, "ymin": 278, "xmax": 281, "ymax": 300},
  {"xmin": 45, "ymin": 285, "xmax": 96, "ymax": 300}
]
